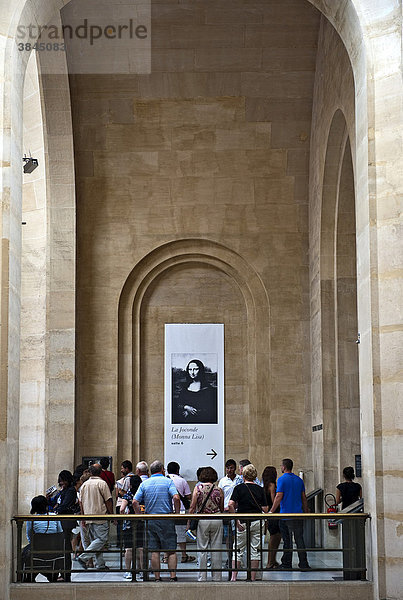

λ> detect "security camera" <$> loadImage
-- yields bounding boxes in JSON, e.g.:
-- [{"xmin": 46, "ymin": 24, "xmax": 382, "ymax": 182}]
[{"xmin": 23, "ymin": 156, "xmax": 39, "ymax": 173}]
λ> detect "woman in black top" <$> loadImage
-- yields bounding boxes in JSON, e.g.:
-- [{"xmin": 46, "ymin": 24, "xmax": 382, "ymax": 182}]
[
  {"xmin": 228, "ymin": 464, "xmax": 268, "ymax": 581},
  {"xmin": 336, "ymin": 466, "xmax": 362, "ymax": 509},
  {"xmin": 48, "ymin": 470, "xmax": 78, "ymax": 582},
  {"xmin": 262, "ymin": 466, "xmax": 281, "ymax": 569}
]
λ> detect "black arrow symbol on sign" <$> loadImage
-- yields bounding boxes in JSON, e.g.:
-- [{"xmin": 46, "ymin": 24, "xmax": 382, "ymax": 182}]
[{"xmin": 207, "ymin": 449, "xmax": 217, "ymax": 460}]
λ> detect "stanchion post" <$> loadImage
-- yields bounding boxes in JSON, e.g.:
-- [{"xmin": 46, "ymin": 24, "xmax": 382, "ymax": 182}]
[
  {"xmin": 227, "ymin": 516, "xmax": 233, "ymax": 581},
  {"xmin": 356, "ymin": 517, "xmax": 366, "ymax": 580},
  {"xmin": 16, "ymin": 520, "xmax": 23, "ymax": 582},
  {"xmin": 246, "ymin": 518, "xmax": 251, "ymax": 581},
  {"xmin": 143, "ymin": 518, "xmax": 149, "ymax": 581}
]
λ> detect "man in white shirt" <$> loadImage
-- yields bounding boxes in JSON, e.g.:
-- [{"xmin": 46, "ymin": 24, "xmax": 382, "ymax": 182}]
[
  {"xmin": 118, "ymin": 460, "xmax": 135, "ymax": 495},
  {"xmin": 219, "ymin": 459, "xmax": 243, "ymax": 509},
  {"xmin": 218, "ymin": 458, "xmax": 243, "ymax": 553},
  {"xmin": 167, "ymin": 461, "xmax": 195, "ymax": 563},
  {"xmin": 78, "ymin": 463, "xmax": 113, "ymax": 569}
]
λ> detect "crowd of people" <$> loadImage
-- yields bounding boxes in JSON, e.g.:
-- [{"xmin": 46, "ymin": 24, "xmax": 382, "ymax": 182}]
[{"xmin": 22, "ymin": 456, "xmax": 362, "ymax": 583}]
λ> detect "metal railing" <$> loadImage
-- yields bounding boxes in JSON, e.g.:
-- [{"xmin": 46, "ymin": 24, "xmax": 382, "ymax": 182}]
[
  {"xmin": 12, "ymin": 512, "xmax": 370, "ymax": 583},
  {"xmin": 305, "ymin": 488, "xmax": 324, "ymax": 548},
  {"xmin": 331, "ymin": 498, "xmax": 366, "ymax": 580}
]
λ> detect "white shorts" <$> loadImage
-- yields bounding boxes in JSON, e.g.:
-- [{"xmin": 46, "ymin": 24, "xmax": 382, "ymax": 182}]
[{"xmin": 234, "ymin": 520, "xmax": 262, "ymax": 562}]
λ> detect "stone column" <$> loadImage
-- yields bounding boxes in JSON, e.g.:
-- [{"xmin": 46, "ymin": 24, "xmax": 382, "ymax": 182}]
[
  {"xmin": 363, "ymin": 3, "xmax": 403, "ymax": 597},
  {"xmin": 0, "ymin": 20, "xmax": 25, "ymax": 599}
]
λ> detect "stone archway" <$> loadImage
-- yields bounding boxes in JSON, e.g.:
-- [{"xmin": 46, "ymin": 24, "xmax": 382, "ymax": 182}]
[
  {"xmin": 118, "ymin": 238, "xmax": 271, "ymax": 470},
  {"xmin": 319, "ymin": 109, "xmax": 359, "ymax": 498},
  {"xmin": 14, "ymin": 0, "xmax": 77, "ymax": 505}
]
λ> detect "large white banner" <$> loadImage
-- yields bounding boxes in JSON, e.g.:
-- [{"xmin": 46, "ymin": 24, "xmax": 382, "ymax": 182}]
[{"xmin": 164, "ymin": 324, "xmax": 224, "ymax": 481}]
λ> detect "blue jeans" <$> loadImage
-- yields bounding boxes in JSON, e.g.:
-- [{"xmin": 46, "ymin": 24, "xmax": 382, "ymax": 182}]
[{"xmin": 279, "ymin": 519, "xmax": 309, "ymax": 568}]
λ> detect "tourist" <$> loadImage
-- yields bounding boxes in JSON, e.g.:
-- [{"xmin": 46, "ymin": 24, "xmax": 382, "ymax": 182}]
[
  {"xmin": 120, "ymin": 474, "xmax": 142, "ymax": 579},
  {"xmin": 269, "ymin": 458, "xmax": 310, "ymax": 570},
  {"xmin": 133, "ymin": 460, "xmax": 180, "ymax": 582},
  {"xmin": 218, "ymin": 458, "xmax": 242, "ymax": 554},
  {"xmin": 116, "ymin": 460, "xmax": 134, "ymax": 546},
  {"xmin": 99, "ymin": 457, "xmax": 115, "ymax": 492},
  {"xmin": 229, "ymin": 464, "xmax": 268, "ymax": 581},
  {"xmin": 167, "ymin": 461, "xmax": 195, "ymax": 563},
  {"xmin": 77, "ymin": 463, "xmax": 113, "ymax": 570},
  {"xmin": 23, "ymin": 495, "xmax": 63, "ymax": 582},
  {"xmin": 239, "ymin": 459, "xmax": 262, "ymax": 485},
  {"xmin": 262, "ymin": 466, "xmax": 281, "ymax": 569},
  {"xmin": 49, "ymin": 470, "xmax": 78, "ymax": 581},
  {"xmin": 336, "ymin": 466, "xmax": 362, "ymax": 509},
  {"xmin": 189, "ymin": 466, "xmax": 224, "ymax": 582}
]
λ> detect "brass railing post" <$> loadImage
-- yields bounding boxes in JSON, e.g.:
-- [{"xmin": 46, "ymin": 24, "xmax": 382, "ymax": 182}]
[
  {"xmin": 16, "ymin": 519, "xmax": 23, "ymax": 582},
  {"xmin": 245, "ymin": 518, "xmax": 251, "ymax": 581}
]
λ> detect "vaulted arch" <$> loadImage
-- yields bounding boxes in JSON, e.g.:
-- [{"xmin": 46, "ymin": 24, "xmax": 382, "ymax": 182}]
[
  {"xmin": 118, "ymin": 239, "xmax": 271, "ymax": 465},
  {"xmin": 319, "ymin": 109, "xmax": 359, "ymax": 497}
]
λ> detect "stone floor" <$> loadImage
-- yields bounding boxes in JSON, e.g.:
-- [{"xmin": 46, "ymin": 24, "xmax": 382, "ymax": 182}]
[{"xmin": 33, "ymin": 545, "xmax": 347, "ymax": 584}]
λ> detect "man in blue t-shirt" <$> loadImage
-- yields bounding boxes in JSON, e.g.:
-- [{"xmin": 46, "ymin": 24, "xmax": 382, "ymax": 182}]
[
  {"xmin": 133, "ymin": 460, "xmax": 180, "ymax": 581},
  {"xmin": 269, "ymin": 458, "xmax": 310, "ymax": 570}
]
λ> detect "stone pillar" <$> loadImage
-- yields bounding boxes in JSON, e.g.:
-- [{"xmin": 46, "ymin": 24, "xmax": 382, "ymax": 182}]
[
  {"xmin": 0, "ymin": 6, "xmax": 76, "ymax": 598},
  {"xmin": 363, "ymin": 3, "xmax": 403, "ymax": 597},
  {"xmin": 0, "ymin": 25, "xmax": 25, "ymax": 600},
  {"xmin": 19, "ymin": 51, "xmax": 47, "ymax": 511}
]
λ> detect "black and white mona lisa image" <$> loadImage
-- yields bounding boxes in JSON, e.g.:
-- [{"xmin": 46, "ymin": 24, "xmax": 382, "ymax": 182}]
[
  {"xmin": 172, "ymin": 354, "xmax": 218, "ymax": 424},
  {"xmin": 165, "ymin": 324, "xmax": 224, "ymax": 481}
]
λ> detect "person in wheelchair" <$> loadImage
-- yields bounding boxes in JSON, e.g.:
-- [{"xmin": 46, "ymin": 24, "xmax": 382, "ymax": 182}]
[{"xmin": 22, "ymin": 495, "xmax": 63, "ymax": 582}]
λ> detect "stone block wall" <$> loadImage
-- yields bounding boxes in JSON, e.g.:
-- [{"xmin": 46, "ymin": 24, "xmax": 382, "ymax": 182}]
[{"xmin": 72, "ymin": 0, "xmax": 321, "ymax": 479}]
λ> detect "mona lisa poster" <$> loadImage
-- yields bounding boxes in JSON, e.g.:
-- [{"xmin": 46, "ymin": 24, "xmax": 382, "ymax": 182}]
[{"xmin": 165, "ymin": 324, "xmax": 224, "ymax": 481}]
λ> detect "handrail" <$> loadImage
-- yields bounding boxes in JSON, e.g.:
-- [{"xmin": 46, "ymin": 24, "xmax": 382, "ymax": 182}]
[
  {"xmin": 306, "ymin": 488, "xmax": 323, "ymax": 500},
  {"xmin": 13, "ymin": 512, "xmax": 370, "ymax": 521},
  {"xmin": 12, "ymin": 512, "xmax": 370, "ymax": 583},
  {"xmin": 339, "ymin": 498, "xmax": 364, "ymax": 513},
  {"xmin": 332, "ymin": 498, "xmax": 365, "ymax": 525}
]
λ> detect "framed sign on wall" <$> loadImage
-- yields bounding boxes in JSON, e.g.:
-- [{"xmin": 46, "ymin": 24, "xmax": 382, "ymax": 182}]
[{"xmin": 164, "ymin": 324, "xmax": 224, "ymax": 481}]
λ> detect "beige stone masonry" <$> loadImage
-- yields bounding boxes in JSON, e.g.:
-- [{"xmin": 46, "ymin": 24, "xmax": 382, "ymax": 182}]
[
  {"xmin": 9, "ymin": 581, "xmax": 373, "ymax": 600},
  {"xmin": 0, "ymin": 3, "xmax": 402, "ymax": 600}
]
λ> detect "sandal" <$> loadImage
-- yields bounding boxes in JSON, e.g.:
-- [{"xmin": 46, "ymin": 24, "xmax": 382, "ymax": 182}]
[{"xmin": 181, "ymin": 555, "xmax": 196, "ymax": 563}]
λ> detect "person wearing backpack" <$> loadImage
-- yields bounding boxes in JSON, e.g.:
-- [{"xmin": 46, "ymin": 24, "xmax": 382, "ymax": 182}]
[{"xmin": 189, "ymin": 467, "xmax": 224, "ymax": 582}]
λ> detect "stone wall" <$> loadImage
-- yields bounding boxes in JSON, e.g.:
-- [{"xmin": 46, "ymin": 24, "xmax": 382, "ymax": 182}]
[
  {"xmin": 308, "ymin": 14, "xmax": 359, "ymax": 550},
  {"xmin": 309, "ymin": 4, "xmax": 403, "ymax": 597},
  {"xmin": 72, "ymin": 0, "xmax": 322, "ymax": 479},
  {"xmin": 309, "ymin": 15, "xmax": 357, "ymax": 494},
  {"xmin": 0, "ymin": 1, "xmax": 401, "ymax": 599}
]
